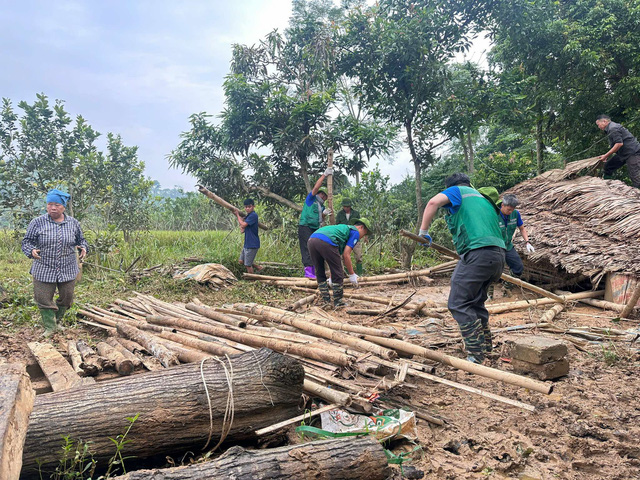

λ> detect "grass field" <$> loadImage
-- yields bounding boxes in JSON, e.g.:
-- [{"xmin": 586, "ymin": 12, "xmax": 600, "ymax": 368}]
[{"xmin": 0, "ymin": 228, "xmax": 440, "ymax": 330}]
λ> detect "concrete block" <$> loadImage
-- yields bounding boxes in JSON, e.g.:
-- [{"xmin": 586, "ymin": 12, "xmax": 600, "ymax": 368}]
[
  {"xmin": 511, "ymin": 357, "xmax": 569, "ymax": 380},
  {"xmin": 511, "ymin": 336, "xmax": 568, "ymax": 364}
]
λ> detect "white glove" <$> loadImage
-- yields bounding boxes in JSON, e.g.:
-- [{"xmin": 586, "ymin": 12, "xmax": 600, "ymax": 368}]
[
  {"xmin": 327, "ymin": 278, "xmax": 333, "ymax": 287},
  {"xmin": 323, "ymin": 167, "xmax": 334, "ymax": 176},
  {"xmin": 323, "ymin": 208, "xmax": 333, "ymax": 216},
  {"xmin": 349, "ymin": 273, "xmax": 359, "ymax": 286},
  {"xmin": 526, "ymin": 242, "xmax": 535, "ymax": 253}
]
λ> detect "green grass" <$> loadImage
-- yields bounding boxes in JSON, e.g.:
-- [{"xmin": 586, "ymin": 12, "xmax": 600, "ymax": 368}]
[{"xmin": 0, "ymin": 228, "xmax": 441, "ymax": 332}]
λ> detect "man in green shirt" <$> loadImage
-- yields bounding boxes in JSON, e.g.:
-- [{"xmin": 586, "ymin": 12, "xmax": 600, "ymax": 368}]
[
  {"xmin": 335, "ymin": 198, "xmax": 364, "ymax": 275},
  {"xmin": 308, "ymin": 218, "xmax": 371, "ymax": 307},
  {"xmin": 298, "ymin": 168, "xmax": 333, "ymax": 278},
  {"xmin": 418, "ymin": 173, "xmax": 506, "ymax": 364}
]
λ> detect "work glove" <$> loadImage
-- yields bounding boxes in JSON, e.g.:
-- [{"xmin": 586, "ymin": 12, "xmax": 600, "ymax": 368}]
[
  {"xmin": 327, "ymin": 278, "xmax": 333, "ymax": 287},
  {"xmin": 526, "ymin": 242, "xmax": 535, "ymax": 253},
  {"xmin": 323, "ymin": 208, "xmax": 333, "ymax": 216},
  {"xmin": 323, "ymin": 167, "xmax": 334, "ymax": 176},
  {"xmin": 349, "ymin": 273, "xmax": 359, "ymax": 286},
  {"xmin": 418, "ymin": 229, "xmax": 432, "ymax": 247}
]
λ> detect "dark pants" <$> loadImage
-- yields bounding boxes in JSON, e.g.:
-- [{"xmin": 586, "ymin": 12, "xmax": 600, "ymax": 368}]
[
  {"xmin": 505, "ymin": 247, "xmax": 524, "ymax": 277},
  {"xmin": 308, "ymin": 238, "xmax": 344, "ymax": 286},
  {"xmin": 604, "ymin": 154, "xmax": 640, "ymax": 188},
  {"xmin": 448, "ymin": 247, "xmax": 505, "ymax": 361},
  {"xmin": 298, "ymin": 225, "xmax": 317, "ymax": 267},
  {"xmin": 33, "ymin": 279, "xmax": 76, "ymax": 310}
]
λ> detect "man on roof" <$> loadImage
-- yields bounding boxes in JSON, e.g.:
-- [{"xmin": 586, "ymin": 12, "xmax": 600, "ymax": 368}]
[
  {"xmin": 596, "ymin": 115, "xmax": 640, "ymax": 188},
  {"xmin": 418, "ymin": 173, "xmax": 506, "ymax": 364}
]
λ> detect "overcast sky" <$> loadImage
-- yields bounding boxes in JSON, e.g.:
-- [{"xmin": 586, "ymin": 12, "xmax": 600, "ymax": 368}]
[{"xmin": 1, "ymin": 1, "xmax": 489, "ymax": 190}]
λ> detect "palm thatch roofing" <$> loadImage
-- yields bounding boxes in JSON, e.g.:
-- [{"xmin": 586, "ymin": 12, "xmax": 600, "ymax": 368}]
[{"xmin": 506, "ymin": 157, "xmax": 640, "ymax": 285}]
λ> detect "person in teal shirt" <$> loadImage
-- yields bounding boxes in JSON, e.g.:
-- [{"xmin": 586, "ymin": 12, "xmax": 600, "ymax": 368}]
[
  {"xmin": 307, "ymin": 218, "xmax": 371, "ymax": 307},
  {"xmin": 498, "ymin": 194, "xmax": 534, "ymax": 277},
  {"xmin": 298, "ymin": 168, "xmax": 333, "ymax": 279},
  {"xmin": 418, "ymin": 173, "xmax": 505, "ymax": 364}
]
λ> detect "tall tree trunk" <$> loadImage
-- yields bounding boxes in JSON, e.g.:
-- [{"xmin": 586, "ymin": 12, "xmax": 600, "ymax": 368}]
[
  {"xmin": 405, "ymin": 120, "xmax": 422, "ymax": 227},
  {"xmin": 467, "ymin": 131, "xmax": 474, "ymax": 174},
  {"xmin": 460, "ymin": 136, "xmax": 469, "ymax": 173},
  {"xmin": 300, "ymin": 157, "xmax": 311, "ymax": 192},
  {"xmin": 355, "ymin": 171, "xmax": 360, "ymax": 185},
  {"xmin": 536, "ymin": 112, "xmax": 544, "ymax": 175}
]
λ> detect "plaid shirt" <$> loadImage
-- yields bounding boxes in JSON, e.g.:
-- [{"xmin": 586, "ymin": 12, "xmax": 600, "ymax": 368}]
[{"xmin": 22, "ymin": 214, "xmax": 89, "ymax": 283}]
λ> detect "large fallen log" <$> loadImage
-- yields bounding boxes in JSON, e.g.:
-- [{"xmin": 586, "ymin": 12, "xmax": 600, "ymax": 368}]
[
  {"xmin": 0, "ymin": 364, "xmax": 34, "ymax": 480},
  {"xmin": 21, "ymin": 349, "xmax": 304, "ymax": 477},
  {"xmin": 111, "ymin": 437, "xmax": 390, "ymax": 480}
]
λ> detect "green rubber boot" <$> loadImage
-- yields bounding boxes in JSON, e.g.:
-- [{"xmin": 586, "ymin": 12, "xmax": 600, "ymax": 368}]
[
  {"xmin": 56, "ymin": 306, "xmax": 68, "ymax": 321},
  {"xmin": 39, "ymin": 308, "xmax": 57, "ymax": 336},
  {"xmin": 317, "ymin": 282, "xmax": 332, "ymax": 305},
  {"xmin": 355, "ymin": 262, "xmax": 363, "ymax": 276}
]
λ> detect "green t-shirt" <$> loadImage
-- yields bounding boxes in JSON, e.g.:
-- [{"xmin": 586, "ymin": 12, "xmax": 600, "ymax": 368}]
[{"xmin": 336, "ymin": 208, "xmax": 360, "ymax": 225}]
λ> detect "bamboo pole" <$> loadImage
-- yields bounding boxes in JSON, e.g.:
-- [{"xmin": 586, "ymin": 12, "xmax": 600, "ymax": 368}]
[
  {"xmin": 372, "ymin": 357, "xmax": 535, "ymax": 412},
  {"xmin": 249, "ymin": 185, "xmax": 302, "ymax": 212},
  {"xmin": 361, "ymin": 335, "xmax": 552, "ymax": 394},
  {"xmin": 185, "ymin": 302, "xmax": 247, "ymax": 328},
  {"xmin": 327, "ymin": 148, "xmax": 335, "ymax": 225},
  {"xmin": 151, "ymin": 328, "xmax": 239, "ymax": 356},
  {"xmin": 487, "ymin": 290, "xmax": 604, "ymax": 314},
  {"xmin": 621, "ymin": 283, "xmax": 640, "ymax": 318},
  {"xmin": 400, "ymin": 230, "xmax": 459, "ymax": 258},
  {"xmin": 197, "ymin": 185, "xmax": 269, "ymax": 230},
  {"xmin": 289, "ymin": 294, "xmax": 317, "ymax": 311},
  {"xmin": 145, "ymin": 315, "xmax": 354, "ymax": 367},
  {"xmin": 539, "ymin": 304, "xmax": 564, "ymax": 323},
  {"xmin": 116, "ymin": 323, "xmax": 180, "ymax": 368},
  {"xmin": 304, "ymin": 379, "xmax": 351, "ymax": 406},
  {"xmin": 255, "ymin": 403, "xmax": 338, "ymax": 436},
  {"xmin": 231, "ymin": 303, "xmax": 397, "ymax": 360}
]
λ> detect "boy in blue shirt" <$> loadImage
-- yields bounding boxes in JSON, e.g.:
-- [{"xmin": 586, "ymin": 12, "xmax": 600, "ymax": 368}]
[{"xmin": 234, "ymin": 199, "xmax": 262, "ymax": 273}]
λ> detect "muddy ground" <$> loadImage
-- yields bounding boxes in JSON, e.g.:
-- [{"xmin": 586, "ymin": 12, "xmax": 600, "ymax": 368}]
[{"xmin": 2, "ymin": 276, "xmax": 639, "ymax": 480}]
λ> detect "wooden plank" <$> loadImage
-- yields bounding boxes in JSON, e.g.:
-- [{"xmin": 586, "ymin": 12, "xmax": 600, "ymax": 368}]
[
  {"xmin": 27, "ymin": 342, "xmax": 86, "ymax": 392},
  {"xmin": 0, "ymin": 363, "xmax": 35, "ymax": 480}
]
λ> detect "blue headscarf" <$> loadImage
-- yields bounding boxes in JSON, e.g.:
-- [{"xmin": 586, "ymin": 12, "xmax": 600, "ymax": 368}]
[{"xmin": 46, "ymin": 189, "xmax": 71, "ymax": 207}]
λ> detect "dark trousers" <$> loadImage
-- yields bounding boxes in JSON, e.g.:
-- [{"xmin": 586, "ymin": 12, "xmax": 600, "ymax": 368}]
[
  {"xmin": 505, "ymin": 247, "xmax": 524, "ymax": 277},
  {"xmin": 604, "ymin": 154, "xmax": 640, "ymax": 188},
  {"xmin": 33, "ymin": 279, "xmax": 76, "ymax": 310},
  {"xmin": 448, "ymin": 247, "xmax": 505, "ymax": 360},
  {"xmin": 308, "ymin": 238, "xmax": 344, "ymax": 285},
  {"xmin": 298, "ymin": 225, "xmax": 317, "ymax": 267}
]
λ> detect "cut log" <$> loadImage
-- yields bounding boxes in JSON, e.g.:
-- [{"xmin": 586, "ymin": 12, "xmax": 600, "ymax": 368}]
[
  {"xmin": 26, "ymin": 343, "xmax": 86, "ymax": 392},
  {"xmin": 304, "ymin": 379, "xmax": 352, "ymax": 407},
  {"xmin": 116, "ymin": 323, "xmax": 180, "ymax": 368},
  {"xmin": 75, "ymin": 339, "xmax": 104, "ymax": 376},
  {"xmin": 96, "ymin": 342, "xmax": 134, "ymax": 376},
  {"xmin": 115, "ymin": 338, "xmax": 164, "ymax": 371},
  {"xmin": 21, "ymin": 349, "xmax": 305, "ymax": 477},
  {"xmin": 110, "ymin": 437, "xmax": 390, "ymax": 480},
  {"xmin": 106, "ymin": 337, "xmax": 142, "ymax": 369},
  {"xmin": 184, "ymin": 303, "xmax": 246, "ymax": 328},
  {"xmin": 66, "ymin": 340, "xmax": 85, "ymax": 377},
  {"xmin": 540, "ymin": 304, "xmax": 564, "ymax": 323},
  {"xmin": 362, "ymin": 335, "xmax": 552, "ymax": 394},
  {"xmin": 198, "ymin": 185, "xmax": 269, "ymax": 230},
  {"xmin": 0, "ymin": 364, "xmax": 34, "ymax": 480}
]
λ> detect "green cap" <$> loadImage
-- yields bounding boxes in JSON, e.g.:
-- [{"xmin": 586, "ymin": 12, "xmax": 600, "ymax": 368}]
[
  {"xmin": 351, "ymin": 217, "xmax": 372, "ymax": 234},
  {"xmin": 477, "ymin": 186, "xmax": 500, "ymax": 206},
  {"xmin": 341, "ymin": 197, "xmax": 352, "ymax": 207}
]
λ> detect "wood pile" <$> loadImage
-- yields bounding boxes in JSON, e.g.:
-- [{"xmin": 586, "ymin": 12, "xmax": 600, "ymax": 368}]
[{"xmin": 74, "ymin": 292, "xmax": 555, "ymax": 421}]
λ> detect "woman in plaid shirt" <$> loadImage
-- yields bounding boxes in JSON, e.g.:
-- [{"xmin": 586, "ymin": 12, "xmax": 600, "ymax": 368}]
[{"xmin": 22, "ymin": 189, "xmax": 88, "ymax": 335}]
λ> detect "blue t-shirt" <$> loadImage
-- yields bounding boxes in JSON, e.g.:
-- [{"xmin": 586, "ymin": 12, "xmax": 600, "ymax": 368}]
[
  {"xmin": 440, "ymin": 186, "xmax": 463, "ymax": 215},
  {"xmin": 499, "ymin": 210, "xmax": 523, "ymax": 227},
  {"xmin": 243, "ymin": 211, "xmax": 260, "ymax": 249}
]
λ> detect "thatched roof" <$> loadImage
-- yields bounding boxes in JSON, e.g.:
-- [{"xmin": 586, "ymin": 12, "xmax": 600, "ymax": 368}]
[{"xmin": 506, "ymin": 157, "xmax": 640, "ymax": 284}]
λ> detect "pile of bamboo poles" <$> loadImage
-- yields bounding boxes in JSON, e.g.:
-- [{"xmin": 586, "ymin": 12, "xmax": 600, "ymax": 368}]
[{"xmin": 78, "ymin": 293, "xmax": 555, "ymax": 420}]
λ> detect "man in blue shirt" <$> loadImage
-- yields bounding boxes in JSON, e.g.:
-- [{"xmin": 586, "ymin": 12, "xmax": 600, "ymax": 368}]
[
  {"xmin": 498, "ymin": 194, "xmax": 534, "ymax": 278},
  {"xmin": 234, "ymin": 198, "xmax": 262, "ymax": 274}
]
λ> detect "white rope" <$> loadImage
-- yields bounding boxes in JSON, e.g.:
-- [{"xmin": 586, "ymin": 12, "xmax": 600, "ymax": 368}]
[
  {"xmin": 200, "ymin": 355, "xmax": 235, "ymax": 451},
  {"xmin": 252, "ymin": 351, "xmax": 274, "ymax": 406}
]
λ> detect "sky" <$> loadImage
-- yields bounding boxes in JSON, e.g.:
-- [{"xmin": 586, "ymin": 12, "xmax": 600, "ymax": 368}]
[{"xmin": 0, "ymin": 1, "xmax": 490, "ymax": 190}]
